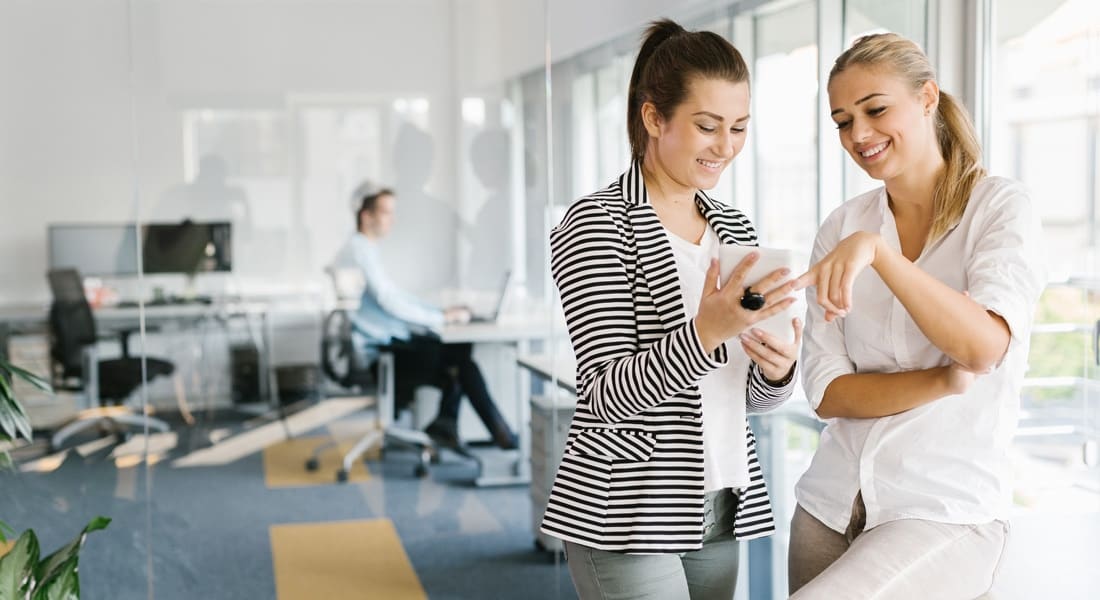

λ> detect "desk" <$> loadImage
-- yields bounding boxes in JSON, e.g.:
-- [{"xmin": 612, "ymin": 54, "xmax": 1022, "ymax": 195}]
[
  {"xmin": 104, "ymin": 301, "xmax": 278, "ymax": 406},
  {"xmin": 440, "ymin": 314, "xmax": 554, "ymax": 344},
  {"xmin": 516, "ymin": 353, "xmax": 576, "ymax": 395},
  {"xmin": 516, "ymin": 351, "xmax": 577, "ymax": 552},
  {"xmin": 0, "ymin": 299, "xmax": 279, "ymax": 408},
  {"xmin": 439, "ymin": 312, "xmax": 555, "ymax": 486},
  {"xmin": 0, "ymin": 303, "xmax": 51, "ymax": 334}
]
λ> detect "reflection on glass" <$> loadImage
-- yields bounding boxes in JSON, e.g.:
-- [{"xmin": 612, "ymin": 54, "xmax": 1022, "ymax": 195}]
[
  {"xmin": 5, "ymin": 0, "xmax": 564, "ymax": 597},
  {"xmin": 296, "ymin": 103, "xmax": 385, "ymax": 286},
  {"xmin": 384, "ymin": 118, "xmax": 460, "ymax": 292},
  {"xmin": 465, "ymin": 126, "xmax": 514, "ymax": 290}
]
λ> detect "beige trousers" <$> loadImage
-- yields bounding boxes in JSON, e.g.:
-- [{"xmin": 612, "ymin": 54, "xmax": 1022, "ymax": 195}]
[{"xmin": 788, "ymin": 493, "xmax": 1009, "ymax": 599}]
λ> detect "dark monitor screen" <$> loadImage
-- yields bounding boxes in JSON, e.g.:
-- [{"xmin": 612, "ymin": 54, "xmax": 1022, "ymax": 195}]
[
  {"xmin": 142, "ymin": 221, "xmax": 232, "ymax": 274},
  {"xmin": 48, "ymin": 224, "xmax": 140, "ymax": 276}
]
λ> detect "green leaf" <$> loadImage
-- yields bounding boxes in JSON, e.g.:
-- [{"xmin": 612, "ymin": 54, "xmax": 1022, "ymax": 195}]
[
  {"xmin": 34, "ymin": 517, "xmax": 109, "ymax": 590},
  {"xmin": 0, "ymin": 521, "xmax": 12, "ymax": 544},
  {"xmin": 0, "ymin": 529, "xmax": 40, "ymax": 600},
  {"xmin": 0, "ymin": 394, "xmax": 32, "ymax": 443},
  {"xmin": 0, "ymin": 393, "xmax": 20, "ymax": 443},
  {"xmin": 0, "ymin": 362, "xmax": 51, "ymax": 394},
  {"xmin": 0, "ymin": 404, "xmax": 30, "ymax": 447},
  {"xmin": 8, "ymin": 403, "xmax": 32, "ymax": 445},
  {"xmin": 0, "ymin": 361, "xmax": 38, "ymax": 444},
  {"xmin": 32, "ymin": 556, "xmax": 79, "ymax": 600}
]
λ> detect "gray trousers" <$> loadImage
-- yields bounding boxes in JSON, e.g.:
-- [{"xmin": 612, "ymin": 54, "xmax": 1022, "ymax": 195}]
[
  {"xmin": 788, "ymin": 493, "xmax": 1009, "ymax": 599},
  {"xmin": 564, "ymin": 488, "xmax": 741, "ymax": 600}
]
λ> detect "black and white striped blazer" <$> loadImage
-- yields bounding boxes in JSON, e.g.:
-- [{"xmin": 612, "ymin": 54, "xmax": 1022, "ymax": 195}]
[{"xmin": 539, "ymin": 163, "xmax": 794, "ymax": 553}]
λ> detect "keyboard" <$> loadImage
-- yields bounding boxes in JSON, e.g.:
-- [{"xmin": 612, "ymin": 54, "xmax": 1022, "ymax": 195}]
[{"xmin": 115, "ymin": 295, "xmax": 214, "ymax": 308}]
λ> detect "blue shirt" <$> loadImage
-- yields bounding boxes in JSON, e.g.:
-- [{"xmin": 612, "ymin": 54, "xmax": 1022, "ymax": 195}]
[{"xmin": 331, "ymin": 233, "xmax": 444, "ymax": 364}]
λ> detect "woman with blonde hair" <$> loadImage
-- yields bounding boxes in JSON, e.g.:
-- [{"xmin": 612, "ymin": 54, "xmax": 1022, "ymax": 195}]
[{"xmin": 789, "ymin": 33, "xmax": 1045, "ymax": 598}]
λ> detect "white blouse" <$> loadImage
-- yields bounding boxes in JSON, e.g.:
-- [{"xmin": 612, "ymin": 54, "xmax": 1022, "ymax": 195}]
[
  {"xmin": 665, "ymin": 224, "xmax": 752, "ymax": 492},
  {"xmin": 796, "ymin": 176, "xmax": 1046, "ymax": 533}
]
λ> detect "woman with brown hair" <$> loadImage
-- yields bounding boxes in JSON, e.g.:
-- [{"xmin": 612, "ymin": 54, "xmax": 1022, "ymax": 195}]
[{"xmin": 540, "ymin": 18, "xmax": 802, "ymax": 599}]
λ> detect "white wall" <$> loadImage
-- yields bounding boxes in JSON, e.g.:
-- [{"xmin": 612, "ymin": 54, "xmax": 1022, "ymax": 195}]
[
  {"xmin": 0, "ymin": 0, "xmax": 458, "ymax": 304},
  {"xmin": 454, "ymin": 0, "xmax": 719, "ymax": 86},
  {"xmin": 1, "ymin": 0, "xmax": 720, "ymax": 305}
]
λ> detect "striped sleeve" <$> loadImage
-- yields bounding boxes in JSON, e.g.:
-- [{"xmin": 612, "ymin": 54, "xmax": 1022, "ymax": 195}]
[
  {"xmin": 746, "ymin": 362, "xmax": 796, "ymax": 414},
  {"xmin": 550, "ymin": 196, "xmax": 723, "ymax": 424}
]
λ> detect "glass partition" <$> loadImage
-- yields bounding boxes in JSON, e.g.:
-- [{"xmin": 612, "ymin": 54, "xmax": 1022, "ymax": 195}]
[
  {"xmin": 2, "ymin": 0, "xmax": 560, "ymax": 598},
  {"xmin": 6, "ymin": 1, "xmax": 1092, "ymax": 599},
  {"xmin": 0, "ymin": 1, "xmax": 157, "ymax": 597},
  {"xmin": 134, "ymin": 0, "xmax": 560, "ymax": 597}
]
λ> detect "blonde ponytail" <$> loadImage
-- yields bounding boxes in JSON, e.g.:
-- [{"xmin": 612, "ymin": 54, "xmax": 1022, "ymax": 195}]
[{"xmin": 930, "ymin": 91, "xmax": 986, "ymax": 241}]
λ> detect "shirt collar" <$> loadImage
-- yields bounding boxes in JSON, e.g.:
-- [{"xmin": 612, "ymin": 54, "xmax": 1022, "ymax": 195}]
[{"xmin": 621, "ymin": 161, "xmax": 723, "ymax": 217}]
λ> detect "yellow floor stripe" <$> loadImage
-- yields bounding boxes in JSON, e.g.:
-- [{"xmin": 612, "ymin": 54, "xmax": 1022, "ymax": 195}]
[
  {"xmin": 270, "ymin": 519, "xmax": 426, "ymax": 600},
  {"xmin": 262, "ymin": 436, "xmax": 375, "ymax": 488}
]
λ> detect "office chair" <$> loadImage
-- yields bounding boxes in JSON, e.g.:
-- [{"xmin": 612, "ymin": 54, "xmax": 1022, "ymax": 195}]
[
  {"xmin": 46, "ymin": 268, "xmax": 174, "ymax": 449},
  {"xmin": 305, "ymin": 268, "xmax": 436, "ymax": 481}
]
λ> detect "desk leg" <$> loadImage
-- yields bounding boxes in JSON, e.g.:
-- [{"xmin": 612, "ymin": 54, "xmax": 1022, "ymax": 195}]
[
  {"xmin": 82, "ymin": 346, "xmax": 100, "ymax": 410},
  {"xmin": 473, "ymin": 340, "xmax": 531, "ymax": 487},
  {"xmin": 262, "ymin": 311, "xmax": 279, "ymax": 408}
]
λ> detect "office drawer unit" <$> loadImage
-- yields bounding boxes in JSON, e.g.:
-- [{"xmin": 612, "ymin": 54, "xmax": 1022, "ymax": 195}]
[{"xmin": 529, "ymin": 393, "xmax": 575, "ymax": 553}]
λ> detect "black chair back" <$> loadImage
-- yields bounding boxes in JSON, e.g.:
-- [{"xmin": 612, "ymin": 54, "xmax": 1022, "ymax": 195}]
[
  {"xmin": 320, "ymin": 308, "xmax": 375, "ymax": 388},
  {"xmin": 46, "ymin": 269, "xmax": 97, "ymax": 379}
]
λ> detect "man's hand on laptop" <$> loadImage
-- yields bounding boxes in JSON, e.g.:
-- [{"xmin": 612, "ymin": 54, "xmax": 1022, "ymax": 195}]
[{"xmin": 444, "ymin": 306, "xmax": 472, "ymax": 325}]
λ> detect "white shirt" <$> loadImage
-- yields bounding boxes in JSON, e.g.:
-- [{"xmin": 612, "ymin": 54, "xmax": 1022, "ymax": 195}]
[
  {"xmin": 329, "ymin": 232, "xmax": 444, "ymax": 363},
  {"xmin": 796, "ymin": 176, "xmax": 1046, "ymax": 533},
  {"xmin": 665, "ymin": 224, "xmax": 751, "ymax": 492}
]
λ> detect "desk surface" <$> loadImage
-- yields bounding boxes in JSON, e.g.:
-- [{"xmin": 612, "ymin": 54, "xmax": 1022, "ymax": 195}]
[
  {"xmin": 517, "ymin": 352, "xmax": 576, "ymax": 394},
  {"xmin": 0, "ymin": 303, "xmax": 47, "ymax": 324},
  {"xmin": 329, "ymin": 298, "xmax": 559, "ymax": 345},
  {"xmin": 441, "ymin": 313, "xmax": 555, "ymax": 344},
  {"xmin": 95, "ymin": 300, "xmax": 269, "ymax": 322},
  {"xmin": 1, "ymin": 300, "xmax": 272, "ymax": 335}
]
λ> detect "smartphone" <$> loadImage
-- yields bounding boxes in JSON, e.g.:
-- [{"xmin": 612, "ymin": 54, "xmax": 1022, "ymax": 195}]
[{"xmin": 717, "ymin": 245, "xmax": 804, "ymax": 344}]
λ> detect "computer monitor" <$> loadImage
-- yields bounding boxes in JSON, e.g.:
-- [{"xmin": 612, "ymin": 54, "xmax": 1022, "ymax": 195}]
[
  {"xmin": 48, "ymin": 221, "xmax": 231, "ymax": 277},
  {"xmin": 48, "ymin": 224, "xmax": 140, "ymax": 276},
  {"xmin": 142, "ymin": 221, "xmax": 232, "ymax": 274}
]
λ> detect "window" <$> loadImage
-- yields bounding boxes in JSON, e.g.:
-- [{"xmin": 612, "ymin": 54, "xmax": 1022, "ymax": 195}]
[
  {"xmin": 753, "ymin": 0, "xmax": 819, "ymax": 248},
  {"xmin": 842, "ymin": 0, "xmax": 929, "ymax": 199}
]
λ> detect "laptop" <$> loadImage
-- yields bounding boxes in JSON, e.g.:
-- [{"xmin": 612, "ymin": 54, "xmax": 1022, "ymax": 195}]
[{"xmin": 469, "ymin": 270, "xmax": 512, "ymax": 324}]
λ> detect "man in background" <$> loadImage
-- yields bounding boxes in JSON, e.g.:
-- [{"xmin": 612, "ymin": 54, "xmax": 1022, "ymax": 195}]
[{"xmin": 331, "ymin": 183, "xmax": 517, "ymax": 450}]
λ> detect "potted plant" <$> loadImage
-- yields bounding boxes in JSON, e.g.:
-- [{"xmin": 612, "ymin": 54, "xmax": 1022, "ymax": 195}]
[
  {"xmin": 0, "ymin": 356, "xmax": 109, "ymax": 598},
  {"xmin": 0, "ymin": 356, "xmax": 46, "ymax": 469}
]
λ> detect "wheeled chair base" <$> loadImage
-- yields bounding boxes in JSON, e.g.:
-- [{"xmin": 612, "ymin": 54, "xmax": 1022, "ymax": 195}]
[
  {"xmin": 51, "ymin": 407, "xmax": 170, "ymax": 450},
  {"xmin": 304, "ymin": 425, "xmax": 435, "ymax": 481}
]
